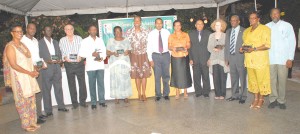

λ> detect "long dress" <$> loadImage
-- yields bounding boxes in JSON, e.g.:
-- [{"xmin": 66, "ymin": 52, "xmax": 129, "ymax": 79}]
[
  {"xmin": 107, "ymin": 38, "xmax": 133, "ymax": 99},
  {"xmin": 3, "ymin": 41, "xmax": 40, "ymax": 129},
  {"xmin": 126, "ymin": 27, "xmax": 152, "ymax": 79}
]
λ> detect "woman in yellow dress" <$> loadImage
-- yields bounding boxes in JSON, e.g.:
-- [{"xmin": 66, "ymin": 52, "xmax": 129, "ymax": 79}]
[
  {"xmin": 240, "ymin": 12, "xmax": 271, "ymax": 109},
  {"xmin": 3, "ymin": 25, "xmax": 40, "ymax": 131}
]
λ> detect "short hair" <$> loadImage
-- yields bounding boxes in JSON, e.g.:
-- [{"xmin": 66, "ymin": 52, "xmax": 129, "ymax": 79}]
[
  {"xmin": 88, "ymin": 25, "xmax": 97, "ymax": 30},
  {"xmin": 64, "ymin": 24, "xmax": 74, "ymax": 30},
  {"xmin": 270, "ymin": 8, "xmax": 281, "ymax": 14},
  {"xmin": 155, "ymin": 18, "xmax": 163, "ymax": 23},
  {"xmin": 230, "ymin": 15, "xmax": 240, "ymax": 21},
  {"xmin": 173, "ymin": 20, "xmax": 182, "ymax": 27},
  {"xmin": 43, "ymin": 26, "xmax": 52, "ymax": 31},
  {"xmin": 133, "ymin": 15, "xmax": 142, "ymax": 21},
  {"xmin": 249, "ymin": 11, "xmax": 261, "ymax": 19},
  {"xmin": 210, "ymin": 19, "xmax": 227, "ymax": 32},
  {"xmin": 113, "ymin": 26, "xmax": 122, "ymax": 33},
  {"xmin": 27, "ymin": 23, "xmax": 36, "ymax": 29},
  {"xmin": 10, "ymin": 24, "xmax": 22, "ymax": 32},
  {"xmin": 195, "ymin": 19, "xmax": 204, "ymax": 24}
]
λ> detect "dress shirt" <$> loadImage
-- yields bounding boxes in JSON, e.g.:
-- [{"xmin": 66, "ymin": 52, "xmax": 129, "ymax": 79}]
[
  {"xmin": 78, "ymin": 35, "xmax": 107, "ymax": 71},
  {"xmin": 21, "ymin": 35, "xmax": 41, "ymax": 64},
  {"xmin": 147, "ymin": 28, "xmax": 170, "ymax": 61},
  {"xmin": 44, "ymin": 37, "xmax": 56, "ymax": 55},
  {"xmin": 59, "ymin": 35, "xmax": 82, "ymax": 60},
  {"xmin": 266, "ymin": 20, "xmax": 296, "ymax": 65}
]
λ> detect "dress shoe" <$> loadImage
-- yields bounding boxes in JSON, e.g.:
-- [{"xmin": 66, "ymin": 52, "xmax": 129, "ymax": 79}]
[
  {"xmin": 45, "ymin": 112, "xmax": 53, "ymax": 117},
  {"xmin": 278, "ymin": 103, "xmax": 286, "ymax": 109},
  {"xmin": 58, "ymin": 108, "xmax": 69, "ymax": 112},
  {"xmin": 99, "ymin": 103, "xmax": 107, "ymax": 107},
  {"xmin": 164, "ymin": 96, "xmax": 170, "ymax": 100},
  {"xmin": 80, "ymin": 103, "xmax": 88, "ymax": 108},
  {"xmin": 91, "ymin": 105, "xmax": 97, "ymax": 110},
  {"xmin": 239, "ymin": 99, "xmax": 246, "ymax": 104},
  {"xmin": 195, "ymin": 94, "xmax": 202, "ymax": 97},
  {"xmin": 203, "ymin": 94, "xmax": 209, "ymax": 98},
  {"xmin": 155, "ymin": 97, "xmax": 161, "ymax": 101},
  {"xmin": 226, "ymin": 97, "xmax": 238, "ymax": 101},
  {"xmin": 37, "ymin": 118, "xmax": 45, "ymax": 124},
  {"xmin": 268, "ymin": 101, "xmax": 278, "ymax": 109},
  {"xmin": 39, "ymin": 115, "xmax": 47, "ymax": 120},
  {"xmin": 72, "ymin": 104, "xmax": 79, "ymax": 109}
]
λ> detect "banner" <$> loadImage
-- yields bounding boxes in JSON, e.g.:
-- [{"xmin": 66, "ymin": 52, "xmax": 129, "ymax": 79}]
[{"xmin": 98, "ymin": 15, "xmax": 177, "ymax": 45}]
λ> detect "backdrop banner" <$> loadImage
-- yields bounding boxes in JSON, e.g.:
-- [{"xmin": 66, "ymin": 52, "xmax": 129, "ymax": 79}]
[{"xmin": 98, "ymin": 15, "xmax": 177, "ymax": 45}]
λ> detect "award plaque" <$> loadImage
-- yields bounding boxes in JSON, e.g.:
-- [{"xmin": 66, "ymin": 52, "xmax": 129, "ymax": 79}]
[
  {"xmin": 116, "ymin": 49, "xmax": 124, "ymax": 54},
  {"xmin": 69, "ymin": 54, "xmax": 78, "ymax": 62},
  {"xmin": 242, "ymin": 45, "xmax": 252, "ymax": 52},
  {"xmin": 36, "ymin": 61, "xmax": 43, "ymax": 68},
  {"xmin": 51, "ymin": 55, "xmax": 59, "ymax": 61},
  {"xmin": 176, "ymin": 47, "xmax": 185, "ymax": 52}
]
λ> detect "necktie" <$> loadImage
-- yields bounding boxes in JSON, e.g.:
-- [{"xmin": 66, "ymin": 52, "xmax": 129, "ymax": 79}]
[
  {"xmin": 159, "ymin": 31, "xmax": 163, "ymax": 53},
  {"xmin": 229, "ymin": 28, "xmax": 236, "ymax": 54},
  {"xmin": 198, "ymin": 31, "xmax": 201, "ymax": 42}
]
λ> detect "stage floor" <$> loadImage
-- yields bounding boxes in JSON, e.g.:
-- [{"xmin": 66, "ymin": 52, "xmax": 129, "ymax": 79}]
[{"xmin": 1, "ymin": 79, "xmax": 300, "ymax": 134}]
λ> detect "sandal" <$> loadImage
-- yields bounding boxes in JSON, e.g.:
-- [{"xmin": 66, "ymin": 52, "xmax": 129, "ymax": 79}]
[
  {"xmin": 184, "ymin": 94, "xmax": 188, "ymax": 99},
  {"xmin": 250, "ymin": 99, "xmax": 258, "ymax": 109},
  {"xmin": 175, "ymin": 95, "xmax": 180, "ymax": 100},
  {"xmin": 115, "ymin": 99, "xmax": 120, "ymax": 104},
  {"xmin": 214, "ymin": 97, "xmax": 220, "ymax": 100},
  {"xmin": 219, "ymin": 96, "xmax": 225, "ymax": 100},
  {"xmin": 255, "ymin": 99, "xmax": 264, "ymax": 109},
  {"xmin": 25, "ymin": 126, "xmax": 37, "ymax": 132},
  {"xmin": 143, "ymin": 94, "xmax": 147, "ymax": 101}
]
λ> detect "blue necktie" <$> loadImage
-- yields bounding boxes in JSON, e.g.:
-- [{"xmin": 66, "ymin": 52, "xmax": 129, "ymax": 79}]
[{"xmin": 229, "ymin": 28, "xmax": 236, "ymax": 54}]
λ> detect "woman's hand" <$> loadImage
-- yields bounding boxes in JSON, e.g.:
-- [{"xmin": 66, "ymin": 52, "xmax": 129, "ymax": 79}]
[
  {"xmin": 124, "ymin": 50, "xmax": 130, "ymax": 56},
  {"xmin": 28, "ymin": 71, "xmax": 39, "ymax": 78}
]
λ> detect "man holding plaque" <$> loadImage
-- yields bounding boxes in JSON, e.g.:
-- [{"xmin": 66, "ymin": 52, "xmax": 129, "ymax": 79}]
[
  {"xmin": 21, "ymin": 23, "xmax": 46, "ymax": 124},
  {"xmin": 59, "ymin": 24, "xmax": 87, "ymax": 109},
  {"xmin": 39, "ymin": 26, "xmax": 69, "ymax": 116},
  {"xmin": 147, "ymin": 18, "xmax": 171, "ymax": 101},
  {"xmin": 79, "ymin": 25, "xmax": 107, "ymax": 109}
]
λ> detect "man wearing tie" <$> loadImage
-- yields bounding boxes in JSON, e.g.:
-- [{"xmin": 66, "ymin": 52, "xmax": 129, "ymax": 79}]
[
  {"xmin": 188, "ymin": 19, "xmax": 212, "ymax": 98},
  {"xmin": 224, "ymin": 15, "xmax": 247, "ymax": 104},
  {"xmin": 147, "ymin": 18, "xmax": 171, "ymax": 101}
]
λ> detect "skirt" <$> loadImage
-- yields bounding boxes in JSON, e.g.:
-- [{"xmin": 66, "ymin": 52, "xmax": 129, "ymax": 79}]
[
  {"xmin": 170, "ymin": 56, "xmax": 192, "ymax": 89},
  {"xmin": 130, "ymin": 53, "xmax": 152, "ymax": 79}
]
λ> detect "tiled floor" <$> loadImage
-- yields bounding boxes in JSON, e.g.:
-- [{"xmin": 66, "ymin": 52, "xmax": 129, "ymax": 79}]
[{"xmin": 0, "ymin": 80, "xmax": 300, "ymax": 134}]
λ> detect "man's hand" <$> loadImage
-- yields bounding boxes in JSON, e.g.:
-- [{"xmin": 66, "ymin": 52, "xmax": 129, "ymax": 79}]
[
  {"xmin": 225, "ymin": 60, "xmax": 229, "ymax": 67},
  {"xmin": 286, "ymin": 60, "xmax": 293, "ymax": 68},
  {"xmin": 189, "ymin": 60, "xmax": 193, "ymax": 65},
  {"xmin": 114, "ymin": 52, "xmax": 119, "ymax": 57},
  {"xmin": 124, "ymin": 50, "xmax": 130, "ymax": 56},
  {"xmin": 42, "ymin": 62, "xmax": 47, "ymax": 69},
  {"xmin": 92, "ymin": 51, "xmax": 98, "ymax": 57},
  {"xmin": 64, "ymin": 56, "xmax": 71, "ymax": 62},
  {"xmin": 207, "ymin": 60, "xmax": 211, "ymax": 66},
  {"xmin": 149, "ymin": 61, "xmax": 154, "ymax": 67}
]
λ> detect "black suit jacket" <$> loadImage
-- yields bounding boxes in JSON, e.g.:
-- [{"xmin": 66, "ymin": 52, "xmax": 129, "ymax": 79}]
[{"xmin": 188, "ymin": 29, "xmax": 212, "ymax": 65}]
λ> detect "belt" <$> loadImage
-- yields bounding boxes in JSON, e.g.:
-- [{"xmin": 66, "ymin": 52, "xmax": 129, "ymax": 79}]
[
  {"xmin": 65, "ymin": 62, "xmax": 79, "ymax": 65},
  {"xmin": 153, "ymin": 52, "xmax": 169, "ymax": 55}
]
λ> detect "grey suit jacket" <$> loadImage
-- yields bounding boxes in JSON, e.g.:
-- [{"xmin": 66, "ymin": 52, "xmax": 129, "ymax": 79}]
[
  {"xmin": 38, "ymin": 37, "xmax": 62, "ymax": 66},
  {"xmin": 224, "ymin": 26, "xmax": 245, "ymax": 65},
  {"xmin": 188, "ymin": 29, "xmax": 212, "ymax": 65}
]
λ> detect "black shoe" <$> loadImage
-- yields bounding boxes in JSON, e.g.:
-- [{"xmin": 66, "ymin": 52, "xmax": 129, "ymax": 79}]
[
  {"xmin": 268, "ymin": 101, "xmax": 278, "ymax": 109},
  {"xmin": 155, "ymin": 97, "xmax": 161, "ymax": 101},
  {"xmin": 99, "ymin": 103, "xmax": 107, "ymax": 107},
  {"xmin": 239, "ymin": 99, "xmax": 246, "ymax": 104},
  {"xmin": 91, "ymin": 105, "xmax": 97, "ymax": 110},
  {"xmin": 203, "ymin": 94, "xmax": 209, "ymax": 98},
  {"xmin": 226, "ymin": 97, "xmax": 238, "ymax": 101},
  {"xmin": 72, "ymin": 105, "xmax": 78, "ymax": 109},
  {"xmin": 195, "ymin": 94, "xmax": 202, "ymax": 97},
  {"xmin": 37, "ymin": 118, "xmax": 46, "ymax": 124},
  {"xmin": 45, "ymin": 112, "xmax": 53, "ymax": 117},
  {"xmin": 58, "ymin": 108, "xmax": 69, "ymax": 112},
  {"xmin": 80, "ymin": 103, "xmax": 88, "ymax": 108},
  {"xmin": 279, "ymin": 103, "xmax": 286, "ymax": 109},
  {"xmin": 39, "ymin": 115, "xmax": 47, "ymax": 120},
  {"xmin": 164, "ymin": 96, "xmax": 170, "ymax": 100}
]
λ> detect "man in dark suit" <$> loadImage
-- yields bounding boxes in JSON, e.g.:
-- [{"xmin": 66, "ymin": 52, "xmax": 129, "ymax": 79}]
[
  {"xmin": 224, "ymin": 15, "xmax": 247, "ymax": 104},
  {"xmin": 39, "ymin": 26, "xmax": 69, "ymax": 116},
  {"xmin": 189, "ymin": 19, "xmax": 212, "ymax": 98}
]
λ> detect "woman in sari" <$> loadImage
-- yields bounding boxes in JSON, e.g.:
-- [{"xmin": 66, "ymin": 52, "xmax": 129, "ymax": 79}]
[
  {"xmin": 3, "ymin": 25, "xmax": 40, "ymax": 131},
  {"xmin": 107, "ymin": 26, "xmax": 132, "ymax": 104}
]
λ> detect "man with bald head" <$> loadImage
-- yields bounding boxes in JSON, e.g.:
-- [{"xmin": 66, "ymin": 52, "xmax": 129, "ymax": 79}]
[
  {"xmin": 224, "ymin": 15, "xmax": 247, "ymax": 104},
  {"xmin": 188, "ymin": 19, "xmax": 212, "ymax": 98},
  {"xmin": 59, "ymin": 24, "xmax": 87, "ymax": 109}
]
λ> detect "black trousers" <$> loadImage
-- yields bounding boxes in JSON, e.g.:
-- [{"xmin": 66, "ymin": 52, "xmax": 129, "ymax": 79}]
[
  {"xmin": 64, "ymin": 61, "xmax": 87, "ymax": 107},
  {"xmin": 212, "ymin": 64, "xmax": 227, "ymax": 97},
  {"xmin": 192, "ymin": 63, "xmax": 211, "ymax": 95}
]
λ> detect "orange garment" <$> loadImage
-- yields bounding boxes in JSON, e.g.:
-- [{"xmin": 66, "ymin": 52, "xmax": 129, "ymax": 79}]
[{"xmin": 168, "ymin": 32, "xmax": 191, "ymax": 57}]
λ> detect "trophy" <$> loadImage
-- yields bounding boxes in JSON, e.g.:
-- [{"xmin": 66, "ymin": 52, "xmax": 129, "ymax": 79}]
[
  {"xmin": 36, "ymin": 61, "xmax": 43, "ymax": 69},
  {"xmin": 116, "ymin": 49, "xmax": 124, "ymax": 55},
  {"xmin": 215, "ymin": 45, "xmax": 224, "ymax": 50},
  {"xmin": 69, "ymin": 54, "xmax": 78, "ymax": 62},
  {"xmin": 51, "ymin": 55, "xmax": 59, "ymax": 61},
  {"xmin": 176, "ymin": 47, "xmax": 185, "ymax": 52},
  {"xmin": 241, "ymin": 44, "xmax": 253, "ymax": 52}
]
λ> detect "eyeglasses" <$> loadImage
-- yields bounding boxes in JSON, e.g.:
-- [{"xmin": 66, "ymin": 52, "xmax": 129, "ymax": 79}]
[{"xmin": 12, "ymin": 31, "xmax": 23, "ymax": 33}]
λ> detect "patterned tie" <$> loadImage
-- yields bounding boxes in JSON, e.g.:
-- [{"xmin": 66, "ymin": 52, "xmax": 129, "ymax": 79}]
[
  {"xmin": 229, "ymin": 28, "xmax": 236, "ymax": 54},
  {"xmin": 159, "ymin": 31, "xmax": 163, "ymax": 53},
  {"xmin": 198, "ymin": 31, "xmax": 201, "ymax": 42}
]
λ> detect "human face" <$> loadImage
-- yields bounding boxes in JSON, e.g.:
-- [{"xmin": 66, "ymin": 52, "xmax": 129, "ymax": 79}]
[
  {"xmin": 230, "ymin": 16, "xmax": 240, "ymax": 28},
  {"xmin": 249, "ymin": 13, "xmax": 260, "ymax": 26},
  {"xmin": 114, "ymin": 28, "xmax": 122, "ymax": 38},
  {"xmin": 215, "ymin": 22, "xmax": 222, "ymax": 32},
  {"xmin": 64, "ymin": 24, "xmax": 74, "ymax": 36},
  {"xmin": 11, "ymin": 26, "xmax": 23, "ymax": 40},
  {"xmin": 195, "ymin": 20, "xmax": 204, "ymax": 31},
  {"xmin": 174, "ymin": 22, "xmax": 182, "ymax": 32},
  {"xmin": 43, "ymin": 27, "xmax": 53, "ymax": 38},
  {"xmin": 134, "ymin": 17, "xmax": 141, "ymax": 28},
  {"xmin": 88, "ymin": 26, "xmax": 98, "ymax": 37},
  {"xmin": 26, "ymin": 24, "xmax": 36, "ymax": 37},
  {"xmin": 155, "ymin": 19, "xmax": 163, "ymax": 30},
  {"xmin": 270, "ymin": 9, "xmax": 280, "ymax": 23}
]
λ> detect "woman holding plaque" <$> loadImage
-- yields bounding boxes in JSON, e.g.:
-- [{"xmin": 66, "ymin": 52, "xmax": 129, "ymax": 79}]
[
  {"xmin": 168, "ymin": 20, "xmax": 192, "ymax": 99},
  {"xmin": 3, "ymin": 25, "xmax": 40, "ymax": 131},
  {"xmin": 207, "ymin": 19, "xmax": 228, "ymax": 100},
  {"xmin": 107, "ymin": 26, "xmax": 132, "ymax": 104},
  {"xmin": 240, "ymin": 12, "xmax": 271, "ymax": 109}
]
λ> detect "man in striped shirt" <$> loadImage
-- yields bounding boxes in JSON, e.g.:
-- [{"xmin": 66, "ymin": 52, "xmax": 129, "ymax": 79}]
[{"xmin": 59, "ymin": 24, "xmax": 87, "ymax": 109}]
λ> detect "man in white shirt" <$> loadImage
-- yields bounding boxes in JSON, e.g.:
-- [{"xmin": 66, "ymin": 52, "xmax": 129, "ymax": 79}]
[
  {"xmin": 39, "ymin": 26, "xmax": 69, "ymax": 116},
  {"xmin": 147, "ymin": 18, "xmax": 171, "ymax": 101},
  {"xmin": 21, "ymin": 23, "xmax": 45, "ymax": 124},
  {"xmin": 79, "ymin": 25, "xmax": 107, "ymax": 109}
]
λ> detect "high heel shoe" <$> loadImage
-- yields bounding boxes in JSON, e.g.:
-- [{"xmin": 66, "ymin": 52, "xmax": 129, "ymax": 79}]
[
  {"xmin": 255, "ymin": 99, "xmax": 264, "ymax": 109},
  {"xmin": 138, "ymin": 95, "xmax": 142, "ymax": 101},
  {"xmin": 250, "ymin": 99, "xmax": 258, "ymax": 109}
]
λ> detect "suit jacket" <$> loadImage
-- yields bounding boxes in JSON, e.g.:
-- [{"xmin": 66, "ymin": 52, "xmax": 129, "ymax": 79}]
[
  {"xmin": 188, "ymin": 29, "xmax": 212, "ymax": 65},
  {"xmin": 38, "ymin": 37, "xmax": 62, "ymax": 68},
  {"xmin": 224, "ymin": 26, "xmax": 245, "ymax": 65}
]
